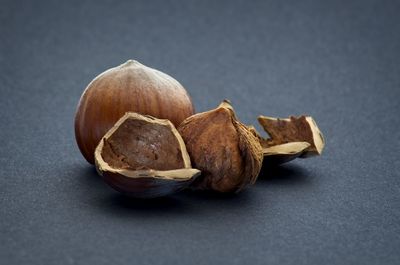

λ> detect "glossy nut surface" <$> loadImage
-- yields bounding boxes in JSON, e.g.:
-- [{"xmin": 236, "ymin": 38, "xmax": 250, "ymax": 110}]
[{"xmin": 75, "ymin": 60, "xmax": 194, "ymax": 164}]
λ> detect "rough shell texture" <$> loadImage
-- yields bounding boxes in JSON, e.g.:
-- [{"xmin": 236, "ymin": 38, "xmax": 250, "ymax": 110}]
[
  {"xmin": 248, "ymin": 125, "xmax": 311, "ymax": 165},
  {"xmin": 75, "ymin": 60, "xmax": 195, "ymax": 164},
  {"xmin": 95, "ymin": 112, "xmax": 200, "ymax": 198},
  {"xmin": 178, "ymin": 101, "xmax": 263, "ymax": 193},
  {"xmin": 258, "ymin": 115, "xmax": 325, "ymax": 158}
]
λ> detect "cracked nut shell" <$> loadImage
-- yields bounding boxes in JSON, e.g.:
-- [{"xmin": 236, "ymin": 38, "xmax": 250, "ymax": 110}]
[
  {"xmin": 253, "ymin": 115, "xmax": 325, "ymax": 165},
  {"xmin": 95, "ymin": 112, "xmax": 200, "ymax": 198}
]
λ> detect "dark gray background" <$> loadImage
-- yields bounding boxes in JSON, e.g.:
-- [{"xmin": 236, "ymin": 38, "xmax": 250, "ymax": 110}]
[{"xmin": 1, "ymin": 0, "xmax": 399, "ymax": 264}]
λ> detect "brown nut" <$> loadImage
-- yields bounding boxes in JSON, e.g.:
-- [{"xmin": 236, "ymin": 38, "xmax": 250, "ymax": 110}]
[
  {"xmin": 254, "ymin": 115, "xmax": 325, "ymax": 165},
  {"xmin": 75, "ymin": 60, "xmax": 195, "ymax": 164},
  {"xmin": 95, "ymin": 112, "xmax": 200, "ymax": 198},
  {"xmin": 178, "ymin": 100, "xmax": 263, "ymax": 193}
]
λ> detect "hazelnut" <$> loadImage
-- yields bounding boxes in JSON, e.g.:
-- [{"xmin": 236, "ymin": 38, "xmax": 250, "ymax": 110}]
[
  {"xmin": 75, "ymin": 60, "xmax": 194, "ymax": 164},
  {"xmin": 254, "ymin": 115, "xmax": 325, "ymax": 165},
  {"xmin": 95, "ymin": 112, "xmax": 200, "ymax": 198},
  {"xmin": 178, "ymin": 100, "xmax": 263, "ymax": 193}
]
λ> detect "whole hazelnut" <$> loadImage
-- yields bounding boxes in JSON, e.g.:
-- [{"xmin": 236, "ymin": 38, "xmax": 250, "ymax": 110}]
[
  {"xmin": 75, "ymin": 60, "xmax": 194, "ymax": 164},
  {"xmin": 178, "ymin": 100, "xmax": 263, "ymax": 193}
]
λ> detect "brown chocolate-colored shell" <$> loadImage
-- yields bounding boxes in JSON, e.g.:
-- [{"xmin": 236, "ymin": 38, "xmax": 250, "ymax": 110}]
[
  {"xmin": 75, "ymin": 60, "xmax": 195, "ymax": 164},
  {"xmin": 178, "ymin": 100, "xmax": 263, "ymax": 193},
  {"xmin": 258, "ymin": 115, "xmax": 325, "ymax": 157},
  {"xmin": 252, "ymin": 115, "xmax": 325, "ymax": 166},
  {"xmin": 95, "ymin": 112, "xmax": 200, "ymax": 198}
]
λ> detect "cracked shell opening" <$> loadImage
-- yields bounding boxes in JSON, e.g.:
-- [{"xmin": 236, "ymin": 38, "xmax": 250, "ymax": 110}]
[
  {"xmin": 94, "ymin": 113, "xmax": 200, "ymax": 199},
  {"xmin": 101, "ymin": 118, "xmax": 185, "ymax": 171}
]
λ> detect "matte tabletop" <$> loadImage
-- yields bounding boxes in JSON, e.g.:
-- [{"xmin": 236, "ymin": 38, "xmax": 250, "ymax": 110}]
[{"xmin": 1, "ymin": 0, "xmax": 399, "ymax": 264}]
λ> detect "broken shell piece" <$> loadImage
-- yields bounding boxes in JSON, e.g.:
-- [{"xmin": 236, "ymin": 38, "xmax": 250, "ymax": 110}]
[
  {"xmin": 257, "ymin": 115, "xmax": 325, "ymax": 158},
  {"xmin": 94, "ymin": 112, "xmax": 200, "ymax": 198},
  {"xmin": 262, "ymin": 142, "xmax": 310, "ymax": 165},
  {"xmin": 249, "ymin": 115, "xmax": 325, "ymax": 166}
]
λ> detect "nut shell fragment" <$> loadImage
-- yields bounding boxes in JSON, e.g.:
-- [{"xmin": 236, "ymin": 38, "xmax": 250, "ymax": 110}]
[
  {"xmin": 258, "ymin": 115, "xmax": 325, "ymax": 157},
  {"xmin": 253, "ymin": 115, "xmax": 325, "ymax": 166},
  {"xmin": 95, "ymin": 112, "xmax": 200, "ymax": 198},
  {"xmin": 262, "ymin": 142, "xmax": 310, "ymax": 165},
  {"xmin": 178, "ymin": 101, "xmax": 263, "ymax": 193}
]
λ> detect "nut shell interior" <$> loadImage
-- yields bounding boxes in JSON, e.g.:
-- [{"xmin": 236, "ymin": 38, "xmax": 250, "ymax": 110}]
[
  {"xmin": 258, "ymin": 115, "xmax": 325, "ymax": 157},
  {"xmin": 252, "ymin": 115, "xmax": 325, "ymax": 166},
  {"xmin": 95, "ymin": 112, "xmax": 200, "ymax": 198}
]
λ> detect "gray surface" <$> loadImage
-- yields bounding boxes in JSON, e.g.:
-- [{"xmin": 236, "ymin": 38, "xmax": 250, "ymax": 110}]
[{"xmin": 1, "ymin": 0, "xmax": 400, "ymax": 264}]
